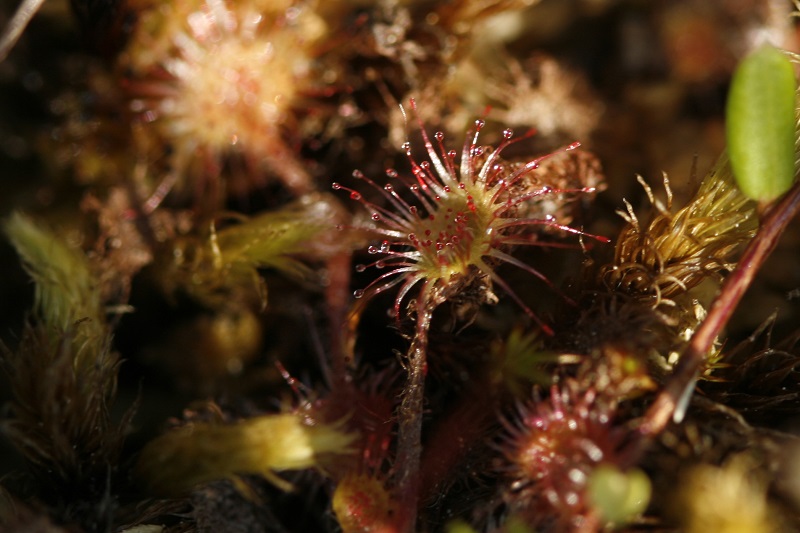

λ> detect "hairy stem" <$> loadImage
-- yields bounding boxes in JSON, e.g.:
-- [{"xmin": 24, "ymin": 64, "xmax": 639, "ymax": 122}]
[
  {"xmin": 637, "ymin": 178, "xmax": 800, "ymax": 440},
  {"xmin": 394, "ymin": 286, "xmax": 434, "ymax": 533}
]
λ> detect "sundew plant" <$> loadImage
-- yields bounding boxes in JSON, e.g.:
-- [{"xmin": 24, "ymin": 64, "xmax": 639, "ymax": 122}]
[
  {"xmin": 334, "ymin": 101, "xmax": 606, "ymax": 528},
  {"xmin": 335, "ymin": 101, "xmax": 605, "ymax": 329},
  {"xmin": 1, "ymin": 2, "xmax": 800, "ymax": 533}
]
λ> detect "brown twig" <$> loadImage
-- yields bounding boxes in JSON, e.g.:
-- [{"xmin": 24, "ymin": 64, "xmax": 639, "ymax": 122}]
[
  {"xmin": 0, "ymin": 0, "xmax": 45, "ymax": 62},
  {"xmin": 636, "ymin": 178, "xmax": 800, "ymax": 444}
]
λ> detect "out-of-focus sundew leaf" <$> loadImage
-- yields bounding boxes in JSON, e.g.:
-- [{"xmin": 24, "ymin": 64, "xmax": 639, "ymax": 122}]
[
  {"xmin": 726, "ymin": 44, "xmax": 796, "ymax": 203},
  {"xmin": 333, "ymin": 473, "xmax": 395, "ymax": 533},
  {"xmin": 587, "ymin": 464, "xmax": 651, "ymax": 526}
]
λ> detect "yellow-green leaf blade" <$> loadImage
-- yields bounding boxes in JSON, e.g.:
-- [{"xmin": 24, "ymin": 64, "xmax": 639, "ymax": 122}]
[{"xmin": 726, "ymin": 44, "xmax": 796, "ymax": 202}]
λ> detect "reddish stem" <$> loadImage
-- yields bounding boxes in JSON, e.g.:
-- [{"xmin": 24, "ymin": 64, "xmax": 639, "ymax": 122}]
[
  {"xmin": 326, "ymin": 251, "xmax": 353, "ymax": 386},
  {"xmin": 637, "ymin": 179, "xmax": 800, "ymax": 441},
  {"xmin": 393, "ymin": 286, "xmax": 434, "ymax": 533}
]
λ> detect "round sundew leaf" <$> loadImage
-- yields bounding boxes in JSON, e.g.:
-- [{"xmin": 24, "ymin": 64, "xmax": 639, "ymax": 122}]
[
  {"xmin": 726, "ymin": 43, "xmax": 797, "ymax": 202},
  {"xmin": 587, "ymin": 464, "xmax": 652, "ymax": 525}
]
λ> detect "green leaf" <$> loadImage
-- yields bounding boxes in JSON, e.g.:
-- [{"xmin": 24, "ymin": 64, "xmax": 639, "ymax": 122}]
[
  {"xmin": 444, "ymin": 520, "xmax": 479, "ymax": 533},
  {"xmin": 726, "ymin": 44, "xmax": 796, "ymax": 202},
  {"xmin": 587, "ymin": 464, "xmax": 651, "ymax": 525}
]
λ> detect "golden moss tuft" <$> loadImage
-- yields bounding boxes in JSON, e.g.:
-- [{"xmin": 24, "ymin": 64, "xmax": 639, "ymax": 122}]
[
  {"xmin": 674, "ymin": 455, "xmax": 779, "ymax": 533},
  {"xmin": 155, "ymin": 193, "xmax": 346, "ymax": 309},
  {"xmin": 136, "ymin": 411, "xmax": 357, "ymax": 495},
  {"xmin": 603, "ymin": 156, "xmax": 758, "ymax": 307}
]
